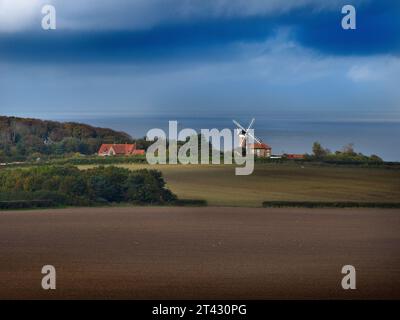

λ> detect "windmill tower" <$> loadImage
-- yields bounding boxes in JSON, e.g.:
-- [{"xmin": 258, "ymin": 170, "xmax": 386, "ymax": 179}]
[
  {"xmin": 233, "ymin": 118, "xmax": 262, "ymax": 156},
  {"xmin": 238, "ymin": 128, "xmax": 247, "ymax": 149}
]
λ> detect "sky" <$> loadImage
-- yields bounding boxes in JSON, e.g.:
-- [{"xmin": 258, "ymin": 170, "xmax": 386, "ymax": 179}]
[{"xmin": 0, "ymin": 0, "xmax": 399, "ymax": 121}]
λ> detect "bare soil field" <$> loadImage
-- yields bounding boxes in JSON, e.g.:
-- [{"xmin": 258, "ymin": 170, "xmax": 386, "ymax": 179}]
[{"xmin": 0, "ymin": 206, "xmax": 399, "ymax": 299}]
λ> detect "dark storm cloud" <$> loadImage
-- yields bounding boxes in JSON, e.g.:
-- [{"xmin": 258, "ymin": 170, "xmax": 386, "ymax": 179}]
[{"xmin": 0, "ymin": 0, "xmax": 398, "ymax": 65}]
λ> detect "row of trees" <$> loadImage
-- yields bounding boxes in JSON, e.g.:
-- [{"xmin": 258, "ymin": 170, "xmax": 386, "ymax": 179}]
[
  {"xmin": 0, "ymin": 165, "xmax": 177, "ymax": 206},
  {"xmin": 310, "ymin": 142, "xmax": 383, "ymax": 163}
]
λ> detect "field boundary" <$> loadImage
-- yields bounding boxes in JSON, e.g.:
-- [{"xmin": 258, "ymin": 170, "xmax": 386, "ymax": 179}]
[{"xmin": 262, "ymin": 201, "xmax": 400, "ymax": 208}]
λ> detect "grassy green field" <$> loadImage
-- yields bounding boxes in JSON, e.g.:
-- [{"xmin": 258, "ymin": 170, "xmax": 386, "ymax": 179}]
[{"xmin": 78, "ymin": 163, "xmax": 400, "ymax": 207}]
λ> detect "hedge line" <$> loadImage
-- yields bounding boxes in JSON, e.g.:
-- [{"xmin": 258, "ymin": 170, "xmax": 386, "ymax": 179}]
[
  {"xmin": 0, "ymin": 199, "xmax": 208, "ymax": 210},
  {"xmin": 3, "ymin": 155, "xmax": 400, "ymax": 170},
  {"xmin": 172, "ymin": 199, "xmax": 208, "ymax": 207},
  {"xmin": 0, "ymin": 200, "xmax": 56, "ymax": 209},
  {"xmin": 0, "ymin": 189, "xmax": 207, "ymax": 210},
  {"xmin": 262, "ymin": 201, "xmax": 400, "ymax": 208}
]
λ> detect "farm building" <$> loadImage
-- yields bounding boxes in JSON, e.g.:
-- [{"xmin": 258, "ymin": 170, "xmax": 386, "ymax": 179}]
[
  {"xmin": 249, "ymin": 143, "xmax": 272, "ymax": 158},
  {"xmin": 98, "ymin": 143, "xmax": 145, "ymax": 156},
  {"xmin": 284, "ymin": 154, "xmax": 305, "ymax": 160}
]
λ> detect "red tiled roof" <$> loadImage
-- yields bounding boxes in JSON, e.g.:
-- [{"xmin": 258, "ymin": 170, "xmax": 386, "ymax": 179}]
[
  {"xmin": 98, "ymin": 144, "xmax": 145, "ymax": 155},
  {"xmin": 249, "ymin": 143, "xmax": 271, "ymax": 150}
]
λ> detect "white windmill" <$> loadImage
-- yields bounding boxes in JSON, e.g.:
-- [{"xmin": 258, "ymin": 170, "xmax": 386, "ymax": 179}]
[{"xmin": 232, "ymin": 118, "xmax": 262, "ymax": 155}]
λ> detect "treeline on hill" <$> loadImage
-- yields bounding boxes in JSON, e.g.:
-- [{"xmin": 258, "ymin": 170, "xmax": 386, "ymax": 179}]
[
  {"xmin": 0, "ymin": 116, "xmax": 137, "ymax": 162},
  {"xmin": 0, "ymin": 165, "xmax": 178, "ymax": 209}
]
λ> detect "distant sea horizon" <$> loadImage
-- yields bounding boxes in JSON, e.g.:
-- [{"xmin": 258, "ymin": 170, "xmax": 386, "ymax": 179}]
[{"xmin": 6, "ymin": 114, "xmax": 399, "ymax": 162}]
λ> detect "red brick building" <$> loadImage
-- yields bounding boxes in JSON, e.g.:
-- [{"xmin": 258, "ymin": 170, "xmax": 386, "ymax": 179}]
[
  {"xmin": 249, "ymin": 143, "xmax": 272, "ymax": 158},
  {"xmin": 98, "ymin": 144, "xmax": 145, "ymax": 156}
]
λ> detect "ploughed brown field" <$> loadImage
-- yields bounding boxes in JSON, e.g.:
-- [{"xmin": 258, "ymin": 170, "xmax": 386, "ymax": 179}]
[{"xmin": 0, "ymin": 206, "xmax": 399, "ymax": 299}]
